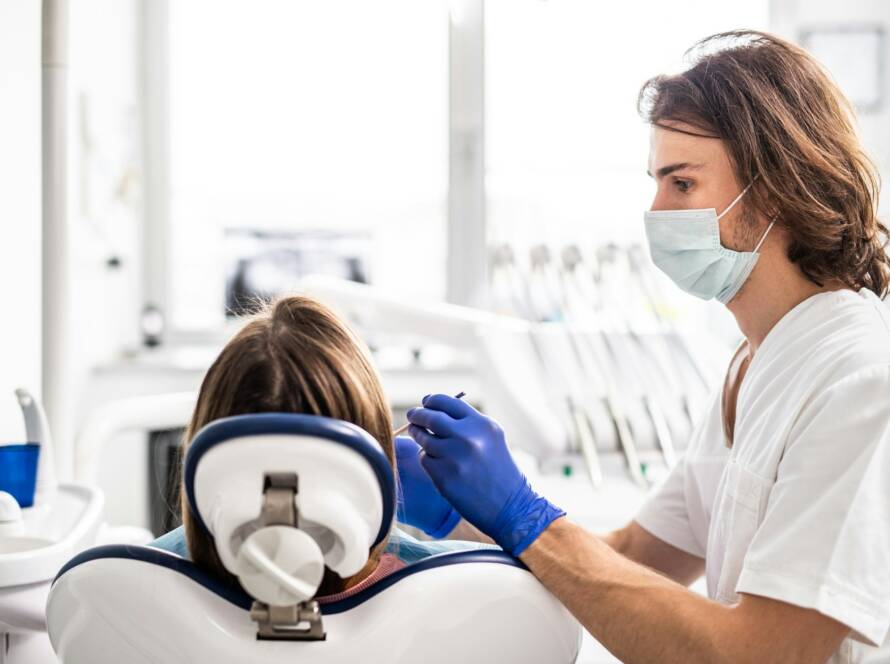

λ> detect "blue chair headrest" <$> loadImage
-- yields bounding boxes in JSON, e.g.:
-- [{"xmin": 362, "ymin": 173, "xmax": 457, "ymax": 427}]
[{"xmin": 183, "ymin": 413, "xmax": 396, "ymax": 547}]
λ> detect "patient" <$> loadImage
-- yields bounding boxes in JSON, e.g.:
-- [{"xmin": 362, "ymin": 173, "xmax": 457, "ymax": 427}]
[{"xmin": 150, "ymin": 295, "xmax": 491, "ymax": 601}]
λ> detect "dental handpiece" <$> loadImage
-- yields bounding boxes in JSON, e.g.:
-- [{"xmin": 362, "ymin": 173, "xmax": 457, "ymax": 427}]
[{"xmin": 393, "ymin": 391, "xmax": 466, "ymax": 437}]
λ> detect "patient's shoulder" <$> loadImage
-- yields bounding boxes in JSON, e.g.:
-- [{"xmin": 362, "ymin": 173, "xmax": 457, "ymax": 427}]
[
  {"xmin": 146, "ymin": 524, "xmax": 498, "ymax": 568},
  {"xmin": 387, "ymin": 527, "xmax": 499, "ymax": 565},
  {"xmin": 148, "ymin": 525, "xmax": 190, "ymax": 559}
]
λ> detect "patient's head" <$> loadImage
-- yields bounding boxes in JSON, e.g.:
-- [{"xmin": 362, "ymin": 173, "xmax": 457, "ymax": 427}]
[{"xmin": 180, "ymin": 295, "xmax": 394, "ymax": 596}]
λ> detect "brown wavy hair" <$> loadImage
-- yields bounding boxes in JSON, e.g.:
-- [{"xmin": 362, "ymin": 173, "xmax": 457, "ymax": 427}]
[
  {"xmin": 638, "ymin": 30, "xmax": 890, "ymax": 296},
  {"xmin": 180, "ymin": 295, "xmax": 394, "ymax": 596}
]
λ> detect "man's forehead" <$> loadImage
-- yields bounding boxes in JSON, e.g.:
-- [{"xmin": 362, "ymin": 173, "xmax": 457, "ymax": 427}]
[{"xmin": 649, "ymin": 123, "xmax": 724, "ymax": 171}]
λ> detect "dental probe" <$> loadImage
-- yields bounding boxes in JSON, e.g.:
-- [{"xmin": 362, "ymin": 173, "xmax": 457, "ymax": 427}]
[{"xmin": 393, "ymin": 391, "xmax": 466, "ymax": 437}]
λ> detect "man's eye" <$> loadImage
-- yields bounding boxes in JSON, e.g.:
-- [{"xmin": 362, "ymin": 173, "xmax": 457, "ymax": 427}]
[{"xmin": 674, "ymin": 179, "xmax": 691, "ymax": 193}]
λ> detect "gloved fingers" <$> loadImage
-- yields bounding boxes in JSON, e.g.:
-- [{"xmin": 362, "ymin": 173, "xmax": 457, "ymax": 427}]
[
  {"xmin": 418, "ymin": 449, "xmax": 459, "ymax": 485},
  {"xmin": 406, "ymin": 407, "xmax": 458, "ymax": 437},
  {"xmin": 394, "ymin": 435, "xmax": 421, "ymax": 460},
  {"xmin": 407, "ymin": 424, "xmax": 451, "ymax": 458},
  {"xmin": 429, "ymin": 506, "xmax": 462, "ymax": 539},
  {"xmin": 421, "ymin": 393, "xmax": 477, "ymax": 420}
]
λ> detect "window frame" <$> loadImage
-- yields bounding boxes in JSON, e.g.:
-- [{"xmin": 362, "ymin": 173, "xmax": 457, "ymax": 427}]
[{"xmin": 140, "ymin": 0, "xmax": 488, "ymax": 343}]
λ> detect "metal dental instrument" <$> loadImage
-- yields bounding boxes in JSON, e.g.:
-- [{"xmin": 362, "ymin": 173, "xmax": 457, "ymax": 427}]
[
  {"xmin": 558, "ymin": 245, "xmax": 648, "ymax": 488},
  {"xmin": 593, "ymin": 245, "xmax": 678, "ymax": 471},
  {"xmin": 394, "ymin": 391, "xmax": 466, "ymax": 437},
  {"xmin": 490, "ymin": 244, "xmax": 585, "ymax": 469},
  {"xmin": 497, "ymin": 244, "xmax": 603, "ymax": 487},
  {"xmin": 527, "ymin": 245, "xmax": 604, "ymax": 488}
]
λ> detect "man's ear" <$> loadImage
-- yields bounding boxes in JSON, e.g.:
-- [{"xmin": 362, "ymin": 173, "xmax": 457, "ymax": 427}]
[
  {"xmin": 750, "ymin": 175, "xmax": 779, "ymax": 221},
  {"xmin": 735, "ymin": 178, "xmax": 779, "ymax": 245}
]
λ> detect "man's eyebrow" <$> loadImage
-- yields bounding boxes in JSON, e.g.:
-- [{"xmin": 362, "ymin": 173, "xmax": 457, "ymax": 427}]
[{"xmin": 646, "ymin": 162, "xmax": 705, "ymax": 178}]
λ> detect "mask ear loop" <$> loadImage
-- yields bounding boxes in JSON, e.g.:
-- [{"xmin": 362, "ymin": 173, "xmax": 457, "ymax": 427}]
[
  {"xmin": 716, "ymin": 173, "xmax": 761, "ymax": 220},
  {"xmin": 717, "ymin": 184, "xmax": 751, "ymax": 220}
]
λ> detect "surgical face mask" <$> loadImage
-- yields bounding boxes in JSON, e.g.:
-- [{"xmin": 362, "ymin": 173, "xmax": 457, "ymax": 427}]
[{"xmin": 643, "ymin": 182, "xmax": 774, "ymax": 304}]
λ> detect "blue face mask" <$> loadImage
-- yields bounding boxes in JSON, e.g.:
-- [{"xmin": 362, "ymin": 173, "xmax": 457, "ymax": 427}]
[{"xmin": 643, "ymin": 182, "xmax": 774, "ymax": 304}]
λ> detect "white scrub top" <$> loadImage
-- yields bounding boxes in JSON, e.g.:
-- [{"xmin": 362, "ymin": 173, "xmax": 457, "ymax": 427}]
[{"xmin": 635, "ymin": 288, "xmax": 890, "ymax": 664}]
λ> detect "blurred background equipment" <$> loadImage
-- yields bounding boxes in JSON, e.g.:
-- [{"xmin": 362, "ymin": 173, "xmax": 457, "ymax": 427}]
[{"xmin": 224, "ymin": 228, "xmax": 370, "ymax": 317}]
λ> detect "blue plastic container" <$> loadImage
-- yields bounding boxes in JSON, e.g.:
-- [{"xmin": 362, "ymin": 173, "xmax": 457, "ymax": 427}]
[{"xmin": 0, "ymin": 443, "xmax": 40, "ymax": 508}]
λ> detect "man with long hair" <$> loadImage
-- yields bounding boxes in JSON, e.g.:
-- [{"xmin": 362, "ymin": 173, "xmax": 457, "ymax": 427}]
[{"xmin": 401, "ymin": 31, "xmax": 890, "ymax": 662}]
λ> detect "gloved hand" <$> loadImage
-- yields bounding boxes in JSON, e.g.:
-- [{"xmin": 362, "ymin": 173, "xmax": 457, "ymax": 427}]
[
  {"xmin": 407, "ymin": 394, "xmax": 565, "ymax": 556},
  {"xmin": 395, "ymin": 435, "xmax": 461, "ymax": 538}
]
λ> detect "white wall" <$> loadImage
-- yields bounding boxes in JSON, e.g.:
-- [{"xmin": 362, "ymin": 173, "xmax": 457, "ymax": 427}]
[
  {"xmin": 66, "ymin": 0, "xmax": 144, "ymax": 436},
  {"xmin": 0, "ymin": 1, "xmax": 41, "ymax": 442},
  {"xmin": 0, "ymin": 0, "xmax": 142, "ymax": 460}
]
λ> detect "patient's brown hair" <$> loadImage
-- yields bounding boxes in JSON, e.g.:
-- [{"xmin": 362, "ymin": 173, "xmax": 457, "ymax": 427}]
[{"xmin": 180, "ymin": 295, "xmax": 394, "ymax": 596}]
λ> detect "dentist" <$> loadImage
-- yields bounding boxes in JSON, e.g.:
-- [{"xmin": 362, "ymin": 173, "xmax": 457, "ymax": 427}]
[{"xmin": 397, "ymin": 31, "xmax": 890, "ymax": 663}]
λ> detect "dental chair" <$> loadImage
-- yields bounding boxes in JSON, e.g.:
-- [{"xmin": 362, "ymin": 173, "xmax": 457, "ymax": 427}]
[{"xmin": 46, "ymin": 414, "xmax": 582, "ymax": 663}]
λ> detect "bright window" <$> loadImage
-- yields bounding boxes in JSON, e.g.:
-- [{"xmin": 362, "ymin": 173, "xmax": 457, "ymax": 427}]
[
  {"xmin": 485, "ymin": 0, "xmax": 771, "ymax": 252},
  {"xmin": 168, "ymin": 0, "xmax": 448, "ymax": 329}
]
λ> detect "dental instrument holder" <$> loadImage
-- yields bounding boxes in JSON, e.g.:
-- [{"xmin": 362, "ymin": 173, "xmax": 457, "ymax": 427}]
[{"xmin": 248, "ymin": 472, "xmax": 326, "ymax": 641}]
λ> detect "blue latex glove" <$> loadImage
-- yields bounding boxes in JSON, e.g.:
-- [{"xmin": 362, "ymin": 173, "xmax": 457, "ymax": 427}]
[
  {"xmin": 407, "ymin": 394, "xmax": 565, "ymax": 556},
  {"xmin": 395, "ymin": 435, "xmax": 461, "ymax": 538}
]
